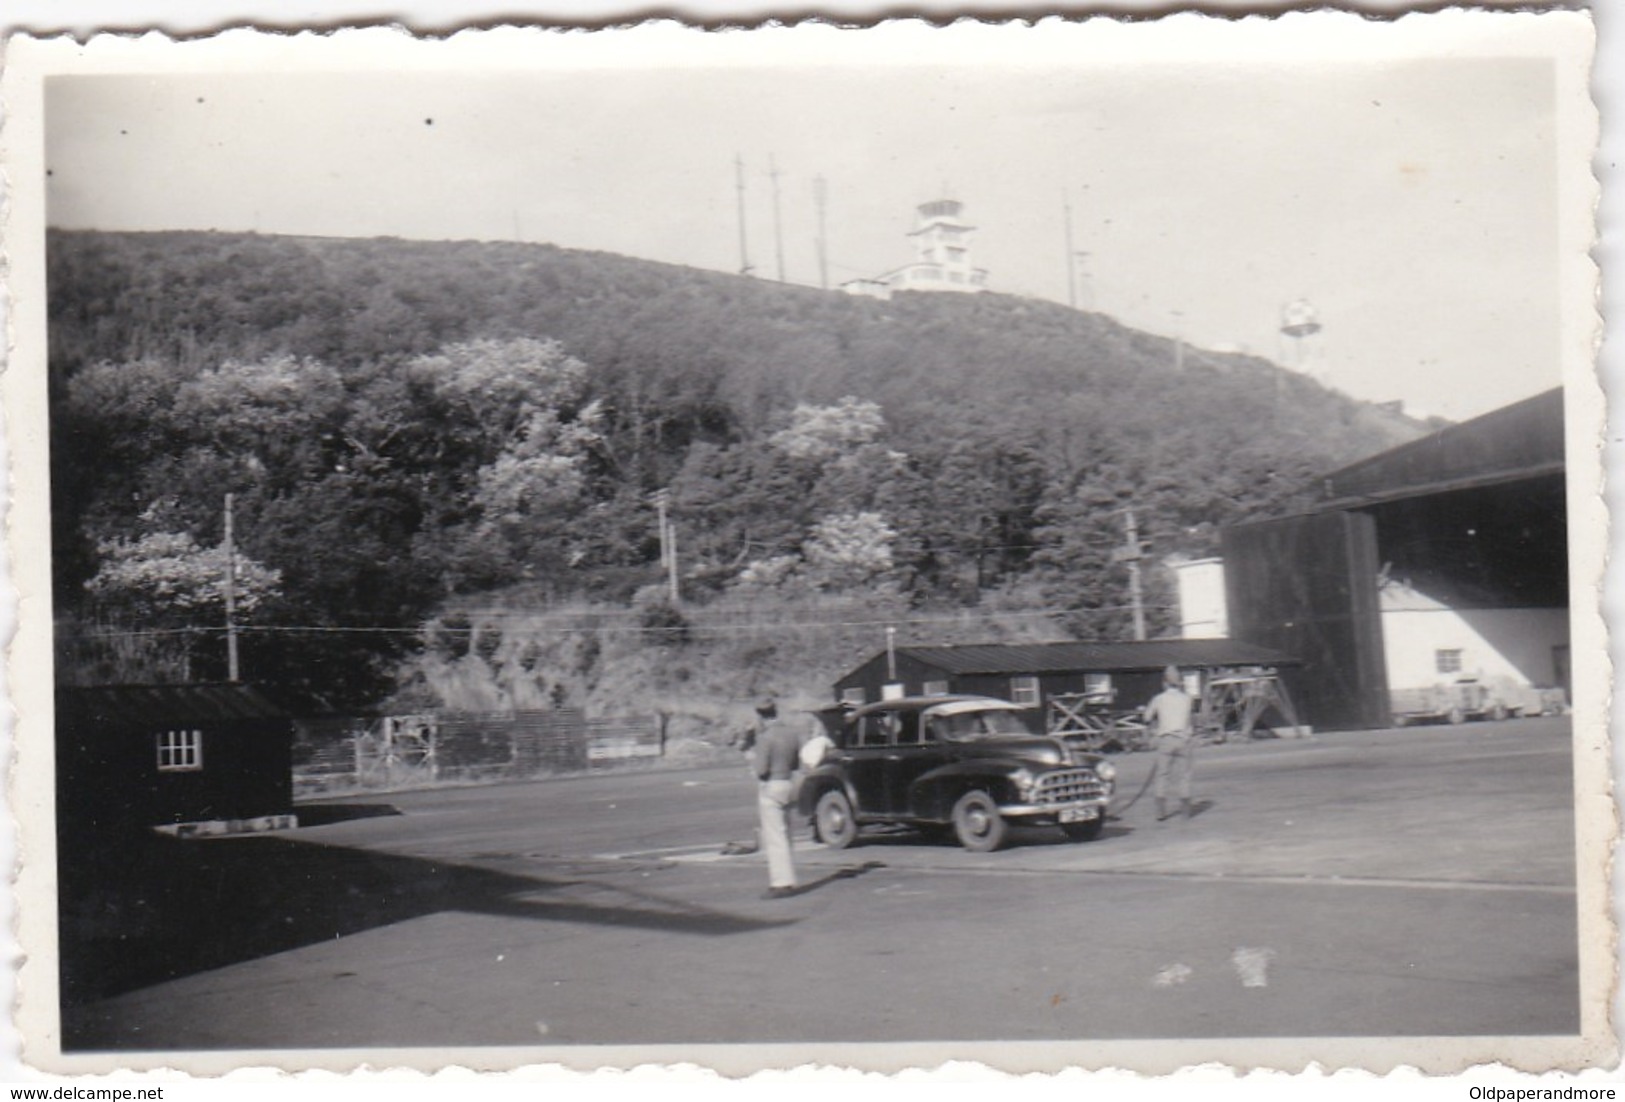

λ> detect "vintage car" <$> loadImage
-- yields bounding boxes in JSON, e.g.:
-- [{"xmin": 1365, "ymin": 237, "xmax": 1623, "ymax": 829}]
[{"xmin": 797, "ymin": 695, "xmax": 1118, "ymax": 852}]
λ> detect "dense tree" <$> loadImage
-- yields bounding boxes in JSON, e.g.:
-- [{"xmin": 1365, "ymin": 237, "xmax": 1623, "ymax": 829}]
[
  {"xmin": 85, "ymin": 532, "xmax": 282, "ymax": 623},
  {"xmin": 802, "ymin": 511, "xmax": 899, "ymax": 592}
]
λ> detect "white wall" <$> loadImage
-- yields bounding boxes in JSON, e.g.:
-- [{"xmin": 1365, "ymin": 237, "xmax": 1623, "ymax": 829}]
[
  {"xmin": 1380, "ymin": 581, "xmax": 1569, "ymax": 694},
  {"xmin": 1172, "ymin": 558, "xmax": 1229, "ymax": 639}
]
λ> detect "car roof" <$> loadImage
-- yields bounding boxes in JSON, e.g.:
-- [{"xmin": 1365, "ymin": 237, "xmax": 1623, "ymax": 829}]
[{"xmin": 848, "ymin": 695, "xmax": 1021, "ymax": 719}]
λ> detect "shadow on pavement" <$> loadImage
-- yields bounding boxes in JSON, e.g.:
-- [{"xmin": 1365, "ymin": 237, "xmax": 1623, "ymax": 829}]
[
  {"xmin": 57, "ymin": 826, "xmax": 796, "ymax": 1039},
  {"xmin": 782, "ymin": 860, "xmax": 888, "ymax": 897}
]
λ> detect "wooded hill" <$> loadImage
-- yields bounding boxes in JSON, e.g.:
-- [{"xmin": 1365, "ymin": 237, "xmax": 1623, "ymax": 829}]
[{"xmin": 48, "ymin": 229, "xmax": 1426, "ymax": 709}]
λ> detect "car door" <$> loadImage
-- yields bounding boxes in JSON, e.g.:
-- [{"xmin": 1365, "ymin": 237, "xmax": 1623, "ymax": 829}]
[
  {"xmin": 841, "ymin": 711, "xmax": 893, "ymax": 817},
  {"xmin": 884, "ymin": 711, "xmax": 954, "ymax": 818}
]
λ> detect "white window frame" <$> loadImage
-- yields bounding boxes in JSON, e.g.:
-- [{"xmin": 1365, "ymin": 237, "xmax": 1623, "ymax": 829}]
[
  {"xmin": 1436, "ymin": 649, "xmax": 1464, "ymax": 675},
  {"xmin": 156, "ymin": 728, "xmax": 204, "ymax": 772},
  {"xmin": 922, "ymin": 679, "xmax": 950, "ymax": 697},
  {"xmin": 1009, "ymin": 676, "xmax": 1041, "ymax": 708},
  {"xmin": 840, "ymin": 687, "xmax": 868, "ymax": 706}
]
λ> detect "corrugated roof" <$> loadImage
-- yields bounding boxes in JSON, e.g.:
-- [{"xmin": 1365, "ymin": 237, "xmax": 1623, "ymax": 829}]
[
  {"xmin": 895, "ymin": 639, "xmax": 1298, "ymax": 675},
  {"xmin": 56, "ymin": 683, "xmax": 291, "ymax": 727}
]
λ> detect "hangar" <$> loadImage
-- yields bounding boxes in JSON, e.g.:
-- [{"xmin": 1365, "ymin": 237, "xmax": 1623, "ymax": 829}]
[{"xmin": 1220, "ymin": 388, "xmax": 1567, "ymax": 730}]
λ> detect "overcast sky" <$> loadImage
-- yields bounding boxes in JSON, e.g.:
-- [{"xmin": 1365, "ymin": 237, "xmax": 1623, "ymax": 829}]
[{"xmin": 44, "ymin": 29, "xmax": 1568, "ymax": 421}]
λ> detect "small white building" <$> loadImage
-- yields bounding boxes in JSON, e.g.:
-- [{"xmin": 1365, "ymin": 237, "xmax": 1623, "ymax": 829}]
[
  {"xmin": 842, "ymin": 199, "xmax": 990, "ymax": 299},
  {"xmin": 1171, "ymin": 558, "xmax": 1229, "ymax": 639}
]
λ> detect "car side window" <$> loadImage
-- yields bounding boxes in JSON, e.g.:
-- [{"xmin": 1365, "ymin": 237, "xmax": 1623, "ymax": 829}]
[
  {"xmin": 894, "ymin": 713, "xmax": 922, "ymax": 745},
  {"xmin": 858, "ymin": 715, "xmax": 890, "ymax": 747}
]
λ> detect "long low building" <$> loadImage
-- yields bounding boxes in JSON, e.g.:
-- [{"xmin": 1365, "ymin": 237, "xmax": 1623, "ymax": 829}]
[{"xmin": 833, "ymin": 638, "xmax": 1300, "ymax": 722}]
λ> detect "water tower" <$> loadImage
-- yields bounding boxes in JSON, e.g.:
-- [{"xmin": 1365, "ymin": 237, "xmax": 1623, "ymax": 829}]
[{"xmin": 1279, "ymin": 298, "xmax": 1322, "ymax": 372}]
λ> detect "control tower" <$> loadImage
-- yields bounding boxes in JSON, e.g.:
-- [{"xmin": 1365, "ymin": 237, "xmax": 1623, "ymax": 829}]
[{"xmin": 843, "ymin": 198, "xmax": 989, "ymax": 298}]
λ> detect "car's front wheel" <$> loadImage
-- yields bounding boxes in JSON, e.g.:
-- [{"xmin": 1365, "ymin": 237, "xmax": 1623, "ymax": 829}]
[
  {"xmin": 814, "ymin": 789, "xmax": 859, "ymax": 849},
  {"xmin": 952, "ymin": 790, "xmax": 1007, "ymax": 852},
  {"xmin": 1060, "ymin": 816, "xmax": 1104, "ymax": 842}
]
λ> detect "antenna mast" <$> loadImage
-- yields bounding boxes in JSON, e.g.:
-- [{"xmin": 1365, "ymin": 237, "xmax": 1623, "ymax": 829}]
[
  {"xmin": 1063, "ymin": 190, "xmax": 1078, "ymax": 309},
  {"xmin": 769, "ymin": 154, "xmax": 786, "ymax": 282},
  {"xmin": 735, "ymin": 154, "xmax": 754, "ymax": 276},
  {"xmin": 814, "ymin": 175, "xmax": 830, "ymax": 290}
]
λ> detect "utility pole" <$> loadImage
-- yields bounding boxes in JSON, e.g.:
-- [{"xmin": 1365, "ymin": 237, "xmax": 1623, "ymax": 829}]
[
  {"xmin": 1111, "ymin": 507, "xmax": 1148, "ymax": 641},
  {"xmin": 814, "ymin": 174, "xmax": 829, "ymax": 290},
  {"xmin": 667, "ymin": 522, "xmax": 680, "ymax": 605},
  {"xmin": 223, "ymin": 492, "xmax": 240, "ymax": 681},
  {"xmin": 652, "ymin": 489, "xmax": 679, "ymax": 604},
  {"xmin": 734, "ymin": 154, "xmax": 754, "ymax": 276},
  {"xmin": 768, "ymin": 154, "xmax": 786, "ymax": 283}
]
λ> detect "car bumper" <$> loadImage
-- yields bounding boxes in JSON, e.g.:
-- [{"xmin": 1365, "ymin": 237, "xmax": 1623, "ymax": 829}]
[{"xmin": 1000, "ymin": 796, "xmax": 1111, "ymax": 822}]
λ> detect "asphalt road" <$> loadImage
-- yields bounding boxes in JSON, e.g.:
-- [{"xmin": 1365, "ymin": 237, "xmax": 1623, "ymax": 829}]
[{"xmin": 63, "ymin": 718, "xmax": 1578, "ymax": 1054}]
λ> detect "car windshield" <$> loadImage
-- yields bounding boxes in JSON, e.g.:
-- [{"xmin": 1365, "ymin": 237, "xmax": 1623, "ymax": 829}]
[{"xmin": 930, "ymin": 708, "xmax": 1032, "ymax": 741}]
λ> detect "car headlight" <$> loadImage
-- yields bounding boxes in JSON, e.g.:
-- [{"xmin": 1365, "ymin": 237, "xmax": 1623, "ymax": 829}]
[
  {"xmin": 1094, "ymin": 760, "xmax": 1118, "ymax": 783},
  {"xmin": 1010, "ymin": 768, "xmax": 1037, "ymax": 798}
]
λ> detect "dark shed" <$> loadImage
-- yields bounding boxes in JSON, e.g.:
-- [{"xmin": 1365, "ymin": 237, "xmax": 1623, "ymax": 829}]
[
  {"xmin": 833, "ymin": 639, "xmax": 1300, "ymax": 720},
  {"xmin": 56, "ymin": 683, "xmax": 296, "ymax": 837}
]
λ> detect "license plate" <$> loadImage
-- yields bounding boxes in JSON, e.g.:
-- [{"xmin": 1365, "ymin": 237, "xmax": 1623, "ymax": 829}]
[{"xmin": 1058, "ymin": 806, "xmax": 1098, "ymax": 824}]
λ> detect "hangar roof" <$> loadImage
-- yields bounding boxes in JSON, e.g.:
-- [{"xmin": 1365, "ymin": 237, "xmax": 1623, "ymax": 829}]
[
  {"xmin": 890, "ymin": 639, "xmax": 1299, "ymax": 676},
  {"xmin": 1316, "ymin": 387, "xmax": 1563, "ymax": 509}
]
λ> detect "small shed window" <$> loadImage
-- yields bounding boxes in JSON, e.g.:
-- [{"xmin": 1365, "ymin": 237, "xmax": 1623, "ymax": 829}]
[
  {"xmin": 1010, "ymin": 676, "xmax": 1041, "ymax": 708},
  {"xmin": 840, "ymin": 687, "xmax": 867, "ymax": 706},
  {"xmin": 1436, "ymin": 649, "xmax": 1463, "ymax": 675},
  {"xmin": 157, "ymin": 728, "xmax": 204, "ymax": 772},
  {"xmin": 922, "ymin": 679, "xmax": 950, "ymax": 697},
  {"xmin": 1083, "ymin": 673, "xmax": 1114, "ymax": 700}
]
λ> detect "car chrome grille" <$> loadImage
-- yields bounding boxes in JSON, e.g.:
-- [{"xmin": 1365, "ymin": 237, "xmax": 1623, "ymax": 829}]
[{"xmin": 1033, "ymin": 769, "xmax": 1107, "ymax": 805}]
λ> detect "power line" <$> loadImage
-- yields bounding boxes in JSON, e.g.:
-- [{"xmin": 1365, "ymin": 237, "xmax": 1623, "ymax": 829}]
[{"xmin": 77, "ymin": 603, "xmax": 1176, "ymax": 642}]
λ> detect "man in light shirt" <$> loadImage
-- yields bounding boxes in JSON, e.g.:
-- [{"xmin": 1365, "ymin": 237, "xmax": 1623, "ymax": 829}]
[
  {"xmin": 1143, "ymin": 665, "xmax": 1196, "ymax": 822},
  {"xmin": 752, "ymin": 697, "xmax": 803, "ymax": 898}
]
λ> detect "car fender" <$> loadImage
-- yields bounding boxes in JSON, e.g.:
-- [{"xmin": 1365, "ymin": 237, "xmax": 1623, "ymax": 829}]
[
  {"xmin": 908, "ymin": 761, "xmax": 1025, "ymax": 821},
  {"xmin": 796, "ymin": 766, "xmax": 855, "ymax": 817}
]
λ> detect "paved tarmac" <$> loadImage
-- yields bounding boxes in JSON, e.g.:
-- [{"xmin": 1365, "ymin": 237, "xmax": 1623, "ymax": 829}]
[{"xmin": 60, "ymin": 719, "xmax": 1579, "ymax": 1057}]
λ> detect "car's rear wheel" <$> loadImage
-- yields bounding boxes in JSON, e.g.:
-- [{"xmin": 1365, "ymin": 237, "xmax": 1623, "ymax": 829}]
[
  {"xmin": 952, "ymin": 790, "xmax": 1007, "ymax": 852},
  {"xmin": 1060, "ymin": 817, "xmax": 1104, "ymax": 842},
  {"xmin": 814, "ymin": 789, "xmax": 858, "ymax": 850}
]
